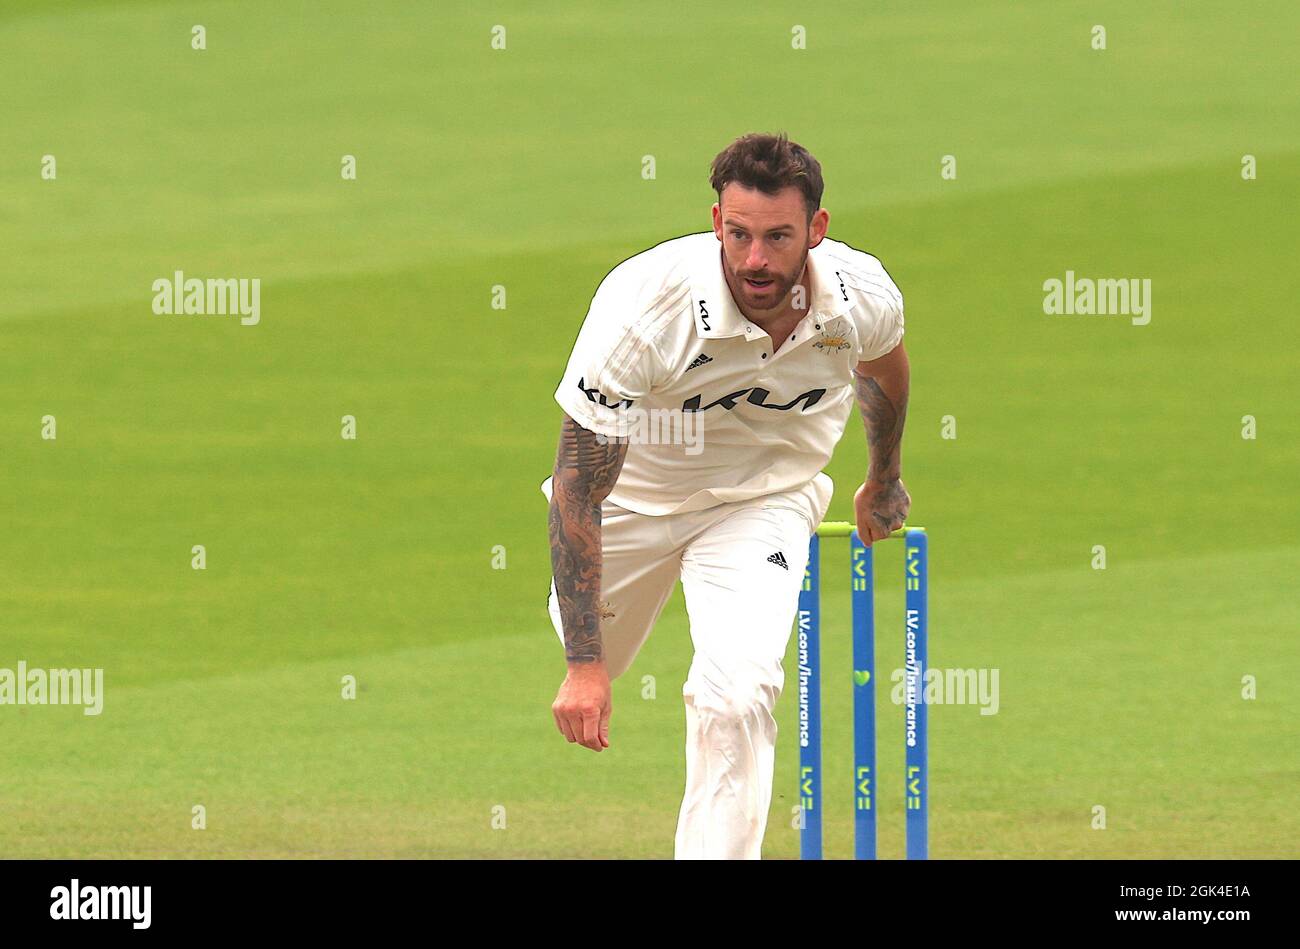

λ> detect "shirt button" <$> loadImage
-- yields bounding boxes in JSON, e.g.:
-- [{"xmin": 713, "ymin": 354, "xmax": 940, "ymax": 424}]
[{"xmin": 761, "ymin": 353, "xmax": 767, "ymax": 359}]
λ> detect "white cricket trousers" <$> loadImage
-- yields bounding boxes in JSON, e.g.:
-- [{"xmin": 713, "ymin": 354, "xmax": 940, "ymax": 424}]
[{"xmin": 544, "ymin": 474, "xmax": 832, "ymax": 859}]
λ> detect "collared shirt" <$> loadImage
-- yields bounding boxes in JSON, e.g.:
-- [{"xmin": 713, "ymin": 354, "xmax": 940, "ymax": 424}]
[{"xmin": 552, "ymin": 230, "xmax": 904, "ymax": 515}]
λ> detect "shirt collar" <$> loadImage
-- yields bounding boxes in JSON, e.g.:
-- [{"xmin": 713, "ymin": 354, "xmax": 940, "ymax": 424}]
[{"xmin": 689, "ymin": 234, "xmax": 855, "ymax": 340}]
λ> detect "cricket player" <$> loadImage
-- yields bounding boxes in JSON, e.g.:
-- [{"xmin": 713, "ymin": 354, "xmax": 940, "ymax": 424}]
[{"xmin": 542, "ymin": 132, "xmax": 910, "ymax": 859}]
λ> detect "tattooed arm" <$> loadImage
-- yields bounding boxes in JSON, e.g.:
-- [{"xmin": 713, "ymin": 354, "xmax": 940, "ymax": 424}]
[
  {"xmin": 851, "ymin": 342, "xmax": 911, "ymax": 544},
  {"xmin": 548, "ymin": 413, "xmax": 628, "ymax": 751},
  {"xmin": 549, "ymin": 414, "xmax": 628, "ymax": 662}
]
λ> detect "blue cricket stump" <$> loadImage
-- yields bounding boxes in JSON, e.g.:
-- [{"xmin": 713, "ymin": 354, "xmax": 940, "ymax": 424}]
[
  {"xmin": 798, "ymin": 522, "xmax": 929, "ymax": 860},
  {"xmin": 850, "ymin": 529, "xmax": 877, "ymax": 860},
  {"xmin": 904, "ymin": 528, "xmax": 928, "ymax": 860},
  {"xmin": 797, "ymin": 534, "xmax": 822, "ymax": 860}
]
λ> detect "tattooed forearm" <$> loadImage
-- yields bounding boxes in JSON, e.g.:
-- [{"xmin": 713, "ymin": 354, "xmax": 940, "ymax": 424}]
[
  {"xmin": 549, "ymin": 416, "xmax": 628, "ymax": 664},
  {"xmin": 853, "ymin": 370, "xmax": 908, "ymax": 483}
]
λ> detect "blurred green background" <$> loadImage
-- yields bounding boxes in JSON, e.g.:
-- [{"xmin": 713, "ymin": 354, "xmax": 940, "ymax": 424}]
[{"xmin": 1, "ymin": 0, "xmax": 1296, "ymax": 857}]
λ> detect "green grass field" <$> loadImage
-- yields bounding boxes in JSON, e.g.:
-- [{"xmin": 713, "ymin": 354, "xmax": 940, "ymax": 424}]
[{"xmin": 2, "ymin": 0, "xmax": 1297, "ymax": 858}]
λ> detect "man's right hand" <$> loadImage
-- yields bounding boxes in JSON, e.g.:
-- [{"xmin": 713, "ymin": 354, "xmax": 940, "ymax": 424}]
[{"xmin": 552, "ymin": 662, "xmax": 612, "ymax": 752}]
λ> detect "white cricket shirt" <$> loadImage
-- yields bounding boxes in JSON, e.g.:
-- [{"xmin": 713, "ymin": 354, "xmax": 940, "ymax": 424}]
[{"xmin": 552, "ymin": 231, "xmax": 904, "ymax": 515}]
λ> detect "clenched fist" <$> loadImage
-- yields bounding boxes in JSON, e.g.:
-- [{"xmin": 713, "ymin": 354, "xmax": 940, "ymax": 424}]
[
  {"xmin": 854, "ymin": 478, "xmax": 911, "ymax": 546},
  {"xmin": 552, "ymin": 662, "xmax": 612, "ymax": 752}
]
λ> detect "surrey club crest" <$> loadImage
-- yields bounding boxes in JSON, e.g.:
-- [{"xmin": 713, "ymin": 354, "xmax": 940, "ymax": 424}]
[{"xmin": 813, "ymin": 318, "xmax": 852, "ymax": 354}]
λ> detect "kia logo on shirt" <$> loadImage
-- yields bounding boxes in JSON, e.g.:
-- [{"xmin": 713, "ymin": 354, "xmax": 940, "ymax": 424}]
[
  {"xmin": 577, "ymin": 377, "xmax": 634, "ymax": 409},
  {"xmin": 682, "ymin": 387, "xmax": 826, "ymax": 413}
]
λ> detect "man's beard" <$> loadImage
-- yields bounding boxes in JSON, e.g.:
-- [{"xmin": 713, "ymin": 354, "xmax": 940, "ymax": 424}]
[{"xmin": 729, "ymin": 247, "xmax": 809, "ymax": 312}]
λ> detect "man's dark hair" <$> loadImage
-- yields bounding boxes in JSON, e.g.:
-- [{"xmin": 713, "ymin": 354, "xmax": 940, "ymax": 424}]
[{"xmin": 709, "ymin": 132, "xmax": 824, "ymax": 220}]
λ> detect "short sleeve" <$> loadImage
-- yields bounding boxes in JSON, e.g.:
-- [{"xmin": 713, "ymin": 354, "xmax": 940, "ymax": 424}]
[
  {"xmin": 554, "ymin": 272, "xmax": 662, "ymax": 437},
  {"xmin": 854, "ymin": 291, "xmax": 904, "ymax": 363}
]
